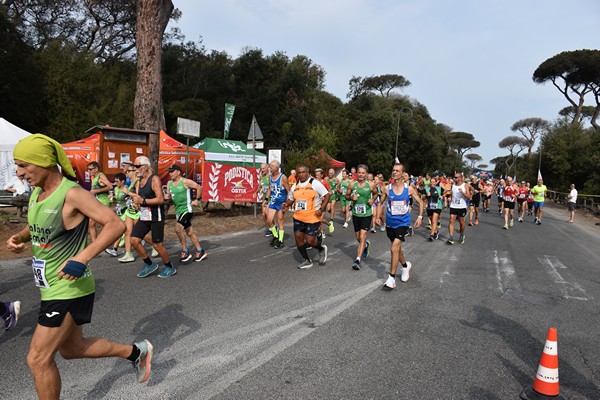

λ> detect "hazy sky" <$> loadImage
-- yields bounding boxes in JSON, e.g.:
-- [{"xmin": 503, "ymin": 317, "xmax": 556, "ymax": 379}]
[{"xmin": 173, "ymin": 0, "xmax": 600, "ymax": 166}]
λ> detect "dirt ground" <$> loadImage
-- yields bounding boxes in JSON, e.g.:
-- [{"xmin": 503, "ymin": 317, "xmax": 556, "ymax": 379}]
[{"xmin": 0, "ymin": 203, "xmax": 272, "ymax": 260}]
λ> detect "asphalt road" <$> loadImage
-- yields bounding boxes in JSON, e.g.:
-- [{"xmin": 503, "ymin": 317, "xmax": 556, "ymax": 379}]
[{"xmin": 1, "ymin": 203, "xmax": 599, "ymax": 399}]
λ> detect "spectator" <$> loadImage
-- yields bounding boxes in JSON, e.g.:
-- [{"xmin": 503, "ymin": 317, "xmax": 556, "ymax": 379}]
[
  {"xmin": 566, "ymin": 183, "xmax": 577, "ymax": 223},
  {"xmin": 4, "ymin": 175, "xmax": 30, "ymax": 197}
]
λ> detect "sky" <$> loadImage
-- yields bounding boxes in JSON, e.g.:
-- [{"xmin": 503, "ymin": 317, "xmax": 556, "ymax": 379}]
[{"xmin": 173, "ymin": 0, "xmax": 600, "ymax": 167}]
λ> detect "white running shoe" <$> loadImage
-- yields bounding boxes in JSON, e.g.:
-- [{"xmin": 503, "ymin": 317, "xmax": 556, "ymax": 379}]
[
  {"xmin": 118, "ymin": 252, "xmax": 135, "ymax": 263},
  {"xmin": 105, "ymin": 247, "xmax": 118, "ymax": 257},
  {"xmin": 384, "ymin": 274, "xmax": 397, "ymax": 289},
  {"xmin": 151, "ymin": 248, "xmax": 159, "ymax": 257},
  {"xmin": 401, "ymin": 261, "xmax": 412, "ymax": 282},
  {"xmin": 343, "ymin": 222, "xmax": 348, "ymax": 228},
  {"xmin": 318, "ymin": 245, "xmax": 328, "ymax": 265}
]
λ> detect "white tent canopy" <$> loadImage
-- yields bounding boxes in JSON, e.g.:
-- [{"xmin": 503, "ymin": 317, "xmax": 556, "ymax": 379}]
[{"xmin": 0, "ymin": 118, "xmax": 31, "ymax": 189}]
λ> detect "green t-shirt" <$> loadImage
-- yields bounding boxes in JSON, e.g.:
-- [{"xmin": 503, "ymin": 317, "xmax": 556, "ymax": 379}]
[
  {"xmin": 531, "ymin": 184, "xmax": 547, "ymax": 202},
  {"xmin": 168, "ymin": 178, "xmax": 192, "ymax": 215},
  {"xmin": 92, "ymin": 173, "xmax": 109, "ymax": 206},
  {"xmin": 28, "ymin": 178, "xmax": 95, "ymax": 301},
  {"xmin": 351, "ymin": 181, "xmax": 373, "ymax": 217}
]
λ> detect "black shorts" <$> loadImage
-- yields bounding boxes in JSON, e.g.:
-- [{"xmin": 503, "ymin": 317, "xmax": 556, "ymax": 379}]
[
  {"xmin": 131, "ymin": 219, "xmax": 165, "ymax": 243},
  {"xmin": 386, "ymin": 225, "xmax": 409, "ymax": 242},
  {"xmin": 470, "ymin": 194, "xmax": 481, "ymax": 207},
  {"xmin": 504, "ymin": 201, "xmax": 515, "ymax": 210},
  {"xmin": 293, "ymin": 218, "xmax": 320, "ymax": 237},
  {"xmin": 426, "ymin": 208, "xmax": 442, "ymax": 217},
  {"xmin": 449, "ymin": 208, "xmax": 467, "ymax": 218},
  {"xmin": 568, "ymin": 202, "xmax": 576, "ymax": 212},
  {"xmin": 352, "ymin": 215, "xmax": 372, "ymax": 232},
  {"xmin": 482, "ymin": 194, "xmax": 491, "ymax": 200},
  {"xmin": 176, "ymin": 212, "xmax": 193, "ymax": 229},
  {"xmin": 38, "ymin": 293, "xmax": 95, "ymax": 328}
]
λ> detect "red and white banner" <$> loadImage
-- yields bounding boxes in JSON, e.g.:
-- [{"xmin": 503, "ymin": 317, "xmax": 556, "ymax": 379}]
[{"xmin": 202, "ymin": 162, "xmax": 261, "ymax": 202}]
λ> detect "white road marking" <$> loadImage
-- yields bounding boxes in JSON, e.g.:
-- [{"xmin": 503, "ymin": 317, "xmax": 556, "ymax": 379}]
[
  {"xmin": 488, "ymin": 250, "xmax": 521, "ymax": 294},
  {"xmin": 538, "ymin": 255, "xmax": 589, "ymax": 300}
]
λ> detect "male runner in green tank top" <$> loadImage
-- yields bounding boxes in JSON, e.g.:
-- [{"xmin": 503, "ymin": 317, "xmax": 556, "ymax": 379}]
[
  {"xmin": 8, "ymin": 134, "xmax": 154, "ymax": 399},
  {"xmin": 338, "ymin": 169, "xmax": 352, "ymax": 228},
  {"xmin": 344, "ymin": 164, "xmax": 378, "ymax": 270}
]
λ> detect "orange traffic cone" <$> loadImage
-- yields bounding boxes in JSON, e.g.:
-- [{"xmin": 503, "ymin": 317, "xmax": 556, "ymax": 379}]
[{"xmin": 520, "ymin": 327, "xmax": 566, "ymax": 399}]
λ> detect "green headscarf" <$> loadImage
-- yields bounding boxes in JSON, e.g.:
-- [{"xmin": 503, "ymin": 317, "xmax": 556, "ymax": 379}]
[{"xmin": 13, "ymin": 133, "xmax": 76, "ymax": 177}]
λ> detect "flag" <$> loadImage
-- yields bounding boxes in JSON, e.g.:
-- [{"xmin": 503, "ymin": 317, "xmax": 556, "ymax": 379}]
[
  {"xmin": 537, "ymin": 169, "xmax": 543, "ymax": 181},
  {"xmin": 223, "ymin": 103, "xmax": 235, "ymax": 139}
]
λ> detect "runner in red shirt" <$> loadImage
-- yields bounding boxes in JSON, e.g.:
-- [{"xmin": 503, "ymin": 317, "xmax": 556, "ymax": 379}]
[{"xmin": 502, "ymin": 177, "xmax": 518, "ymax": 229}]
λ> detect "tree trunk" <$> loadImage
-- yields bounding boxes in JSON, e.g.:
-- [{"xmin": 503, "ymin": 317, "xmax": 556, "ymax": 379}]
[{"xmin": 134, "ymin": 0, "xmax": 173, "ymax": 169}]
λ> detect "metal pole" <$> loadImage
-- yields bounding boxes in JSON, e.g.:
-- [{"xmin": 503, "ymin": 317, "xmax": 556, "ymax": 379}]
[{"xmin": 253, "ymin": 119, "xmax": 257, "ymax": 218}]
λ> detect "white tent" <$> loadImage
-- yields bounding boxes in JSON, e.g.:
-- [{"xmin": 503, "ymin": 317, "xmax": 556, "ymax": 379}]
[{"xmin": 0, "ymin": 118, "xmax": 31, "ymax": 189}]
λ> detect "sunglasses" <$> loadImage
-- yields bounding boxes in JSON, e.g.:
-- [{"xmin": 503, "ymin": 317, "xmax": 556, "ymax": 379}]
[
  {"xmin": 127, "ymin": 169, "xmax": 136, "ymax": 172},
  {"xmin": 453, "ymin": 176, "xmax": 460, "ymax": 179},
  {"xmin": 133, "ymin": 164, "xmax": 144, "ymax": 168}
]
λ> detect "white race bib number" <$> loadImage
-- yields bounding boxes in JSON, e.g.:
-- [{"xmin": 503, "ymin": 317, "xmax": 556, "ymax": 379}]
[
  {"xmin": 390, "ymin": 200, "xmax": 409, "ymax": 215},
  {"xmin": 295, "ymin": 200, "xmax": 307, "ymax": 211},
  {"xmin": 503, "ymin": 195, "xmax": 512, "ymax": 202},
  {"xmin": 453, "ymin": 198, "xmax": 462, "ymax": 205},
  {"xmin": 32, "ymin": 256, "xmax": 50, "ymax": 288},
  {"xmin": 428, "ymin": 201, "xmax": 438, "ymax": 209},
  {"xmin": 140, "ymin": 206, "xmax": 152, "ymax": 221},
  {"xmin": 354, "ymin": 204, "xmax": 367, "ymax": 214}
]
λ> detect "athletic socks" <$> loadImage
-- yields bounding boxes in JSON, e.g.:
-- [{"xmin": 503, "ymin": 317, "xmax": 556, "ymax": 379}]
[
  {"xmin": 401, "ymin": 262, "xmax": 408, "ymax": 269},
  {"xmin": 143, "ymin": 257, "xmax": 152, "ymax": 265},
  {"xmin": 278, "ymin": 229, "xmax": 284, "ymax": 242},
  {"xmin": 298, "ymin": 244, "xmax": 309, "ymax": 259},
  {"xmin": 127, "ymin": 344, "xmax": 141, "ymax": 362},
  {"xmin": 269, "ymin": 226, "xmax": 278, "ymax": 237}
]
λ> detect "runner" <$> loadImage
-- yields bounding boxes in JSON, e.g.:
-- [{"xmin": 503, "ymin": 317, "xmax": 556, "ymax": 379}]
[
  {"xmin": 531, "ymin": 178, "xmax": 548, "ymax": 225},
  {"xmin": 254, "ymin": 163, "xmax": 271, "ymax": 237},
  {"xmin": 482, "ymin": 180, "xmax": 494, "ymax": 212},
  {"xmin": 266, "ymin": 160, "xmax": 290, "ymax": 249},
  {"xmin": 446, "ymin": 172, "xmax": 473, "ymax": 244},
  {"xmin": 105, "ymin": 172, "xmax": 128, "ymax": 257},
  {"xmin": 117, "ymin": 167, "xmax": 141, "ymax": 263},
  {"xmin": 283, "ymin": 164, "xmax": 331, "ymax": 269},
  {"xmin": 87, "ymin": 161, "xmax": 113, "ymax": 243},
  {"xmin": 338, "ymin": 169, "xmax": 353, "ymax": 228},
  {"xmin": 516, "ymin": 180, "xmax": 529, "ymax": 222},
  {"xmin": 468, "ymin": 176, "xmax": 481, "ymax": 226},
  {"xmin": 502, "ymin": 176, "xmax": 518, "ymax": 229},
  {"xmin": 379, "ymin": 163, "xmax": 424, "ymax": 288},
  {"xmin": 314, "ymin": 168, "xmax": 334, "ymax": 235},
  {"xmin": 344, "ymin": 165, "xmax": 379, "ymax": 270},
  {"xmin": 425, "ymin": 176, "xmax": 443, "ymax": 241},
  {"xmin": 495, "ymin": 178, "xmax": 505, "ymax": 216},
  {"xmin": 326, "ymin": 168, "xmax": 340, "ymax": 230},
  {"xmin": 8, "ymin": 134, "xmax": 153, "ymax": 399},
  {"xmin": 129, "ymin": 156, "xmax": 176, "ymax": 278},
  {"xmin": 526, "ymin": 182, "xmax": 535, "ymax": 216},
  {"xmin": 166, "ymin": 164, "xmax": 207, "ymax": 263},
  {"xmin": 370, "ymin": 174, "xmax": 383, "ymax": 233}
]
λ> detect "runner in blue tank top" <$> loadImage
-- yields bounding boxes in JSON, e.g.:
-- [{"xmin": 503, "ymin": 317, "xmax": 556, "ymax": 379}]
[{"xmin": 377, "ymin": 163, "xmax": 424, "ymax": 289}]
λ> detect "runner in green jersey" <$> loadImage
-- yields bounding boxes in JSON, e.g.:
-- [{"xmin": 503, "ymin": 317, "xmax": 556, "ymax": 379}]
[
  {"xmin": 326, "ymin": 168, "xmax": 340, "ymax": 230},
  {"xmin": 167, "ymin": 164, "xmax": 207, "ymax": 263},
  {"xmin": 344, "ymin": 164, "xmax": 378, "ymax": 270},
  {"xmin": 338, "ymin": 169, "xmax": 352, "ymax": 228},
  {"xmin": 87, "ymin": 161, "xmax": 113, "ymax": 242},
  {"xmin": 9, "ymin": 134, "xmax": 154, "ymax": 398},
  {"xmin": 117, "ymin": 168, "xmax": 141, "ymax": 263}
]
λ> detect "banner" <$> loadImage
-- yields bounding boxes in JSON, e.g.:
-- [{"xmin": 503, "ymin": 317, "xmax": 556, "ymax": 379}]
[
  {"xmin": 223, "ymin": 103, "xmax": 236, "ymax": 139},
  {"xmin": 202, "ymin": 162, "xmax": 261, "ymax": 202}
]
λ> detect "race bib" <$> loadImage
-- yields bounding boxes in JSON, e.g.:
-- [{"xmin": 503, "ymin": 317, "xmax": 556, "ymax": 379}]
[
  {"xmin": 32, "ymin": 256, "xmax": 50, "ymax": 288},
  {"xmin": 428, "ymin": 201, "xmax": 438, "ymax": 209},
  {"xmin": 295, "ymin": 200, "xmax": 307, "ymax": 211},
  {"xmin": 503, "ymin": 195, "xmax": 513, "ymax": 202},
  {"xmin": 140, "ymin": 206, "xmax": 152, "ymax": 221},
  {"xmin": 453, "ymin": 197, "xmax": 462, "ymax": 205},
  {"xmin": 390, "ymin": 200, "xmax": 409, "ymax": 215},
  {"xmin": 518, "ymin": 193, "xmax": 526, "ymax": 199},
  {"xmin": 354, "ymin": 204, "xmax": 367, "ymax": 214}
]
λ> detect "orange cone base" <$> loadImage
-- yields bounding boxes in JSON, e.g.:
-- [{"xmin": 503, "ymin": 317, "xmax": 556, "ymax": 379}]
[{"xmin": 520, "ymin": 386, "xmax": 566, "ymax": 400}]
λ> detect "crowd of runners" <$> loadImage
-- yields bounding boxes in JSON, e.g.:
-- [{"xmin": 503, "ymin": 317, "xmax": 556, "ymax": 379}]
[{"xmin": 257, "ymin": 160, "xmax": 550, "ymax": 290}]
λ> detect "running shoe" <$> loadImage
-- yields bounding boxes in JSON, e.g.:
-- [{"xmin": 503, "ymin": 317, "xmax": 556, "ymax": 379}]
[
  {"xmin": 180, "ymin": 250, "xmax": 192, "ymax": 263},
  {"xmin": 426, "ymin": 223, "xmax": 431, "ymax": 230},
  {"xmin": 474, "ymin": 219, "xmax": 479, "ymax": 226},
  {"xmin": 352, "ymin": 259, "xmax": 361, "ymax": 270},
  {"xmin": 137, "ymin": 262, "xmax": 158, "ymax": 278},
  {"xmin": 105, "ymin": 247, "xmax": 118, "ymax": 257},
  {"xmin": 132, "ymin": 340, "xmax": 154, "ymax": 383},
  {"xmin": 503, "ymin": 224, "xmax": 509, "ymax": 230},
  {"xmin": 407, "ymin": 226, "xmax": 414, "ymax": 236},
  {"xmin": 379, "ymin": 225, "xmax": 386, "ymax": 232},
  {"xmin": 370, "ymin": 228, "xmax": 376, "ymax": 233},
  {"xmin": 437, "ymin": 222, "xmax": 441, "ymax": 228},
  {"xmin": 447, "ymin": 236, "xmax": 455, "ymax": 245},
  {"xmin": 537, "ymin": 220, "xmax": 542, "ymax": 225},
  {"xmin": 298, "ymin": 259, "xmax": 313, "ymax": 269},
  {"xmin": 151, "ymin": 248, "xmax": 159, "ymax": 258},
  {"xmin": 468, "ymin": 221, "xmax": 473, "ymax": 227},
  {"xmin": 433, "ymin": 231, "xmax": 440, "ymax": 240},
  {"xmin": 195, "ymin": 249, "xmax": 208, "ymax": 262},
  {"xmin": 459, "ymin": 234, "xmax": 465, "ymax": 244},
  {"xmin": 158, "ymin": 266, "xmax": 177, "ymax": 278},
  {"xmin": 534, "ymin": 217, "xmax": 538, "ymax": 224},
  {"xmin": 264, "ymin": 229, "xmax": 273, "ymax": 237},
  {"xmin": 428, "ymin": 234, "xmax": 434, "ymax": 242},
  {"xmin": 274, "ymin": 240, "xmax": 284, "ymax": 249},
  {"xmin": 343, "ymin": 222, "xmax": 348, "ymax": 228},
  {"xmin": 401, "ymin": 261, "xmax": 412, "ymax": 282},
  {"xmin": 118, "ymin": 252, "xmax": 135, "ymax": 263},
  {"xmin": 2, "ymin": 301, "xmax": 20, "ymax": 331},
  {"xmin": 362, "ymin": 240, "xmax": 370, "ymax": 259},
  {"xmin": 509, "ymin": 219, "xmax": 514, "ymax": 227},
  {"xmin": 518, "ymin": 217, "xmax": 523, "ymax": 223},
  {"xmin": 328, "ymin": 221, "xmax": 335, "ymax": 234},
  {"xmin": 318, "ymin": 245, "xmax": 328, "ymax": 265},
  {"xmin": 269, "ymin": 236, "xmax": 278, "ymax": 247},
  {"xmin": 383, "ymin": 274, "xmax": 396, "ymax": 289}
]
